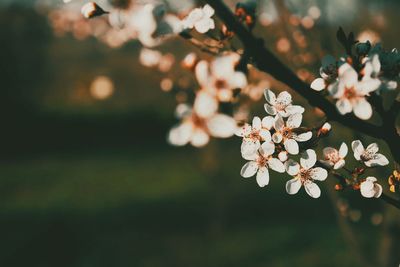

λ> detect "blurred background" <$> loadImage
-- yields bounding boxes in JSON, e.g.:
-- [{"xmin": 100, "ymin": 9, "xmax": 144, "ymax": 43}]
[{"xmin": 0, "ymin": 0, "xmax": 399, "ymax": 266}]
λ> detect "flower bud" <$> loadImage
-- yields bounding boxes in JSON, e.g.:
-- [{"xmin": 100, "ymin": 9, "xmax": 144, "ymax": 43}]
[{"xmin": 81, "ymin": 2, "xmax": 108, "ymax": 19}]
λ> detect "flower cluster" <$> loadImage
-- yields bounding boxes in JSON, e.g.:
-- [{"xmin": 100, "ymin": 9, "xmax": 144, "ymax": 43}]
[
  {"xmin": 311, "ymin": 42, "xmax": 400, "ymax": 120},
  {"xmin": 237, "ymin": 91, "xmax": 391, "ymax": 200}
]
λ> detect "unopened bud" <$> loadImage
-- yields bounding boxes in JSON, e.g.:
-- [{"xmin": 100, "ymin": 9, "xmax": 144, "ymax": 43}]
[
  {"xmin": 181, "ymin": 53, "xmax": 198, "ymax": 70},
  {"xmin": 317, "ymin": 122, "xmax": 331, "ymax": 137},
  {"xmin": 81, "ymin": 2, "xmax": 108, "ymax": 19},
  {"xmin": 334, "ymin": 184, "xmax": 343, "ymax": 191}
]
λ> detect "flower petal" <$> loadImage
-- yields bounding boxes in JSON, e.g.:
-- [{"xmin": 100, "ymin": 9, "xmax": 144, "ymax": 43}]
[
  {"xmin": 264, "ymin": 89, "xmax": 276, "ymax": 104},
  {"xmin": 252, "ymin": 116, "xmax": 262, "ymax": 130},
  {"xmin": 286, "ymin": 178, "xmax": 302, "ymax": 195},
  {"xmin": 274, "ymin": 114, "xmax": 285, "ymax": 131},
  {"xmin": 260, "ymin": 141, "xmax": 275, "ymax": 156},
  {"xmin": 264, "ymin": 104, "xmax": 277, "ymax": 115},
  {"xmin": 272, "ymin": 132, "xmax": 283, "ymax": 143},
  {"xmin": 261, "ymin": 116, "xmax": 274, "ymax": 130},
  {"xmin": 373, "ymin": 184, "xmax": 383, "ymax": 198},
  {"xmin": 278, "ymin": 151, "xmax": 288, "ymax": 162},
  {"xmin": 365, "ymin": 154, "xmax": 389, "ymax": 167},
  {"xmin": 333, "ymin": 159, "xmax": 345, "ymax": 170},
  {"xmin": 287, "ymin": 113, "xmax": 303, "ymax": 129},
  {"xmin": 366, "ymin": 143, "xmax": 379, "ymax": 154},
  {"xmin": 284, "ymin": 139, "xmax": 299, "ymax": 155},
  {"xmin": 268, "ymin": 158, "xmax": 285, "ymax": 173},
  {"xmin": 339, "ymin": 142, "xmax": 348, "ymax": 158},
  {"xmin": 304, "ymin": 181, "xmax": 321, "ymax": 198},
  {"xmin": 353, "ymin": 98, "xmax": 372, "ymax": 120},
  {"xmin": 195, "ymin": 60, "xmax": 210, "ymax": 87},
  {"xmin": 194, "ymin": 91, "xmax": 218, "ymax": 118},
  {"xmin": 207, "ymin": 114, "xmax": 236, "ymax": 138},
  {"xmin": 167, "ymin": 122, "xmax": 193, "ymax": 146},
  {"xmin": 259, "ymin": 129, "xmax": 272, "ymax": 142},
  {"xmin": 309, "ymin": 167, "xmax": 328, "ymax": 181},
  {"xmin": 293, "ymin": 131, "xmax": 312, "ymax": 142},
  {"xmin": 300, "ymin": 149, "xmax": 317, "ymax": 169},
  {"xmin": 351, "ymin": 140, "xmax": 364, "ymax": 161},
  {"xmin": 235, "ymin": 123, "xmax": 251, "ymax": 137},
  {"xmin": 277, "ymin": 91, "xmax": 292, "ymax": 106},
  {"xmin": 256, "ymin": 167, "xmax": 270, "ymax": 187},
  {"xmin": 311, "ymin": 78, "xmax": 326, "ymax": 91},
  {"xmin": 336, "ymin": 98, "xmax": 352, "ymax": 115},
  {"xmin": 240, "ymin": 161, "xmax": 258, "ymax": 178},
  {"xmin": 241, "ymin": 139, "xmax": 260, "ymax": 159},
  {"xmin": 190, "ymin": 128, "xmax": 210, "ymax": 147},
  {"xmin": 360, "ymin": 181, "xmax": 375, "ymax": 198},
  {"xmin": 285, "ymin": 159, "xmax": 300, "ymax": 176},
  {"xmin": 285, "ymin": 105, "xmax": 305, "ymax": 115}
]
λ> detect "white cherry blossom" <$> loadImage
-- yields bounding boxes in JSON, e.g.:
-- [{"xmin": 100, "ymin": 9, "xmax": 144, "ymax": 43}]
[
  {"xmin": 168, "ymin": 105, "xmax": 236, "ymax": 147},
  {"xmin": 195, "ymin": 53, "xmax": 247, "ymax": 103},
  {"xmin": 351, "ymin": 140, "xmax": 389, "ymax": 167},
  {"xmin": 328, "ymin": 63, "xmax": 380, "ymax": 120},
  {"xmin": 285, "ymin": 149, "xmax": 328, "ymax": 198},
  {"xmin": 320, "ymin": 142, "xmax": 348, "ymax": 169},
  {"xmin": 311, "ymin": 55, "xmax": 338, "ymax": 91},
  {"xmin": 182, "ymin": 4, "xmax": 215, "ymax": 33},
  {"xmin": 360, "ymin": 177, "xmax": 383, "ymax": 198},
  {"xmin": 272, "ymin": 114, "xmax": 312, "ymax": 155},
  {"xmin": 264, "ymin": 89, "xmax": 304, "ymax": 117},
  {"xmin": 236, "ymin": 116, "xmax": 273, "ymax": 157},
  {"xmin": 240, "ymin": 142, "xmax": 285, "ymax": 187}
]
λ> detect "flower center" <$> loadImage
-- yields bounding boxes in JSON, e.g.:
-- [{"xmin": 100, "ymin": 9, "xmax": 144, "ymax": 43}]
[
  {"xmin": 214, "ymin": 79, "xmax": 228, "ymax": 90},
  {"xmin": 361, "ymin": 150, "xmax": 374, "ymax": 161},
  {"xmin": 298, "ymin": 168, "xmax": 311, "ymax": 184},
  {"xmin": 325, "ymin": 151, "xmax": 340, "ymax": 163},
  {"xmin": 343, "ymin": 87, "xmax": 359, "ymax": 100},
  {"xmin": 256, "ymin": 154, "xmax": 269, "ymax": 167}
]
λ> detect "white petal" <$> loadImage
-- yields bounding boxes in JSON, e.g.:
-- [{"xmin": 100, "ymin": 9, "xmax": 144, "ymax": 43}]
[
  {"xmin": 256, "ymin": 167, "xmax": 270, "ymax": 187},
  {"xmin": 284, "ymin": 139, "xmax": 299, "ymax": 155},
  {"xmin": 202, "ymin": 4, "xmax": 215, "ymax": 17},
  {"xmin": 341, "ymin": 65, "xmax": 358, "ymax": 87},
  {"xmin": 276, "ymin": 91, "xmax": 292, "ymax": 106},
  {"xmin": 252, "ymin": 116, "xmax": 262, "ymax": 130},
  {"xmin": 240, "ymin": 161, "xmax": 258, "ymax": 178},
  {"xmin": 261, "ymin": 116, "xmax": 274, "ymax": 130},
  {"xmin": 336, "ymin": 98, "xmax": 352, "ymax": 115},
  {"xmin": 241, "ymin": 139, "xmax": 260, "ymax": 158},
  {"xmin": 274, "ymin": 115, "xmax": 285, "ymax": 131},
  {"xmin": 300, "ymin": 149, "xmax": 317, "ymax": 169},
  {"xmin": 194, "ymin": 91, "xmax": 218, "ymax": 118},
  {"xmin": 351, "ymin": 140, "xmax": 364, "ymax": 161},
  {"xmin": 272, "ymin": 132, "xmax": 283, "ymax": 143},
  {"xmin": 304, "ymin": 181, "xmax": 321, "ymax": 198},
  {"xmin": 194, "ymin": 18, "xmax": 215, "ymax": 33},
  {"xmin": 195, "ymin": 60, "xmax": 210, "ymax": 88},
  {"xmin": 373, "ymin": 184, "xmax": 383, "ymax": 198},
  {"xmin": 333, "ymin": 159, "xmax": 345, "ymax": 170},
  {"xmin": 285, "ymin": 105, "xmax": 305, "ymax": 115},
  {"xmin": 311, "ymin": 78, "xmax": 326, "ymax": 91},
  {"xmin": 366, "ymin": 143, "xmax": 379, "ymax": 154},
  {"xmin": 293, "ymin": 131, "xmax": 312, "ymax": 142},
  {"xmin": 264, "ymin": 89, "xmax": 276, "ymax": 104},
  {"xmin": 353, "ymin": 98, "xmax": 372, "ymax": 120},
  {"xmin": 235, "ymin": 123, "xmax": 252, "ymax": 137},
  {"xmin": 264, "ymin": 104, "xmax": 277, "ymax": 115},
  {"xmin": 230, "ymin": 72, "xmax": 247, "ymax": 88},
  {"xmin": 207, "ymin": 114, "xmax": 236, "ymax": 138},
  {"xmin": 287, "ymin": 113, "xmax": 303, "ymax": 129},
  {"xmin": 339, "ymin": 142, "xmax": 348, "ymax": 158},
  {"xmin": 366, "ymin": 176, "xmax": 377, "ymax": 183},
  {"xmin": 259, "ymin": 129, "xmax": 271, "ymax": 142},
  {"xmin": 167, "ymin": 122, "xmax": 193, "ymax": 146},
  {"xmin": 286, "ymin": 178, "xmax": 302, "ymax": 195},
  {"xmin": 309, "ymin": 167, "xmax": 328, "ymax": 181},
  {"xmin": 190, "ymin": 128, "xmax": 210, "ymax": 147},
  {"xmin": 360, "ymin": 181, "xmax": 375, "ymax": 198},
  {"xmin": 268, "ymin": 158, "xmax": 285, "ymax": 173},
  {"xmin": 285, "ymin": 159, "xmax": 300, "ymax": 176},
  {"xmin": 278, "ymin": 151, "xmax": 288, "ymax": 162},
  {"xmin": 365, "ymin": 154, "xmax": 389, "ymax": 167},
  {"xmin": 260, "ymin": 141, "xmax": 275, "ymax": 156}
]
